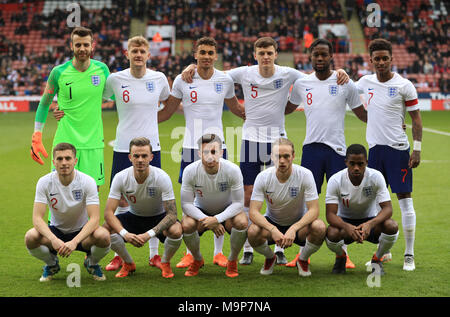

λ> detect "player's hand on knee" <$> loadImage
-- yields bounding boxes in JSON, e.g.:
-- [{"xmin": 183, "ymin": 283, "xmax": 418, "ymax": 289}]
[
  {"xmin": 271, "ymin": 228, "xmax": 284, "ymax": 247},
  {"xmin": 30, "ymin": 131, "xmax": 48, "ymax": 165},
  {"xmin": 212, "ymin": 224, "xmax": 226, "ymax": 237},
  {"xmin": 357, "ymin": 223, "xmax": 371, "ymax": 241},
  {"xmin": 50, "ymin": 237, "xmax": 65, "ymax": 254},
  {"xmin": 345, "ymin": 224, "xmax": 363, "ymax": 243},
  {"xmin": 200, "ymin": 216, "xmax": 219, "ymax": 231},
  {"xmin": 58, "ymin": 241, "xmax": 76, "ymax": 257},
  {"xmin": 125, "ymin": 233, "xmax": 144, "ymax": 247},
  {"xmin": 282, "ymin": 228, "xmax": 296, "ymax": 248},
  {"xmin": 136, "ymin": 233, "xmax": 150, "ymax": 244}
]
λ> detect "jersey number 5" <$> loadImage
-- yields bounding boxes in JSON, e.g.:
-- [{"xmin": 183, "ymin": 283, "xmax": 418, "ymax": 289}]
[{"xmin": 251, "ymin": 86, "xmax": 258, "ymax": 98}]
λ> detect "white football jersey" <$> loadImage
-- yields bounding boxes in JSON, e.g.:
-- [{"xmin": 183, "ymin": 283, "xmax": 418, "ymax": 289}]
[
  {"xmin": 251, "ymin": 164, "xmax": 318, "ymax": 226},
  {"xmin": 181, "ymin": 158, "xmax": 244, "ymax": 215},
  {"xmin": 34, "ymin": 170, "xmax": 99, "ymax": 234},
  {"xmin": 109, "ymin": 166, "xmax": 175, "ymax": 217},
  {"xmin": 289, "ymin": 71, "xmax": 362, "ymax": 156},
  {"xmin": 103, "ymin": 68, "xmax": 170, "ymax": 152},
  {"xmin": 228, "ymin": 65, "xmax": 305, "ymax": 143},
  {"xmin": 171, "ymin": 69, "xmax": 235, "ymax": 149},
  {"xmin": 325, "ymin": 167, "xmax": 391, "ymax": 219},
  {"xmin": 356, "ymin": 73, "xmax": 419, "ymax": 150}
]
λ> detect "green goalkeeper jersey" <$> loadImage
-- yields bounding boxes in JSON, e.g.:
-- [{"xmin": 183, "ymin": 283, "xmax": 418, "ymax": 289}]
[{"xmin": 35, "ymin": 59, "xmax": 110, "ymax": 149}]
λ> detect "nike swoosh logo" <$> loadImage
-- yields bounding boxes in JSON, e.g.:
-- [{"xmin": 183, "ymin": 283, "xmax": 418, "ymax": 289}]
[
  {"xmin": 340, "ymin": 194, "xmax": 349, "ymax": 197},
  {"xmin": 65, "ymin": 82, "xmax": 73, "ymax": 86},
  {"xmin": 122, "ymin": 85, "xmax": 130, "ymax": 88},
  {"xmin": 189, "ymin": 86, "xmax": 197, "ymax": 89},
  {"xmin": 126, "ymin": 191, "xmax": 134, "ymax": 194},
  {"xmin": 49, "ymin": 193, "xmax": 58, "ymax": 196},
  {"xmin": 306, "ymin": 88, "xmax": 313, "ymax": 91},
  {"xmin": 265, "ymin": 191, "xmax": 274, "ymax": 194},
  {"xmin": 368, "ymin": 88, "xmax": 374, "ymax": 91},
  {"xmin": 194, "ymin": 185, "xmax": 202, "ymax": 188}
]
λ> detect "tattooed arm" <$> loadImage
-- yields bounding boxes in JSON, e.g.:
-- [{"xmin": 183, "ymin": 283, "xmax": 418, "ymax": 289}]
[
  {"xmin": 136, "ymin": 199, "xmax": 178, "ymax": 243},
  {"xmin": 153, "ymin": 199, "xmax": 179, "ymax": 236}
]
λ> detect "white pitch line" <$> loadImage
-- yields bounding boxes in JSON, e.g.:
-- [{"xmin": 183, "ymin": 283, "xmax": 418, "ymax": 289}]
[
  {"xmin": 405, "ymin": 124, "xmax": 450, "ymax": 137},
  {"xmin": 421, "ymin": 160, "xmax": 450, "ymax": 163}
]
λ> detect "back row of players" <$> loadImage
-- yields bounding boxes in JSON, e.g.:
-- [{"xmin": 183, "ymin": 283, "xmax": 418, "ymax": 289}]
[{"xmin": 27, "ymin": 27, "xmax": 422, "ymax": 281}]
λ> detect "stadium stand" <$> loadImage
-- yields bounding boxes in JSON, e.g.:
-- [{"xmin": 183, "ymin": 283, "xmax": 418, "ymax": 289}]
[{"xmin": 0, "ymin": 0, "xmax": 448, "ymax": 96}]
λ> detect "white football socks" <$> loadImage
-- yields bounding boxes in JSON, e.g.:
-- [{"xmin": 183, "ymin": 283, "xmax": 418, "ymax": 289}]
[
  {"xmin": 214, "ymin": 234, "xmax": 225, "ymax": 256},
  {"xmin": 229, "ymin": 228, "xmax": 247, "ymax": 261},
  {"xmin": 89, "ymin": 244, "xmax": 111, "ymax": 266},
  {"xmin": 254, "ymin": 241, "xmax": 275, "ymax": 259},
  {"xmin": 182, "ymin": 231, "xmax": 202, "ymax": 261},
  {"xmin": 299, "ymin": 239, "xmax": 321, "ymax": 261},
  {"xmin": 110, "ymin": 233, "xmax": 133, "ymax": 264},
  {"xmin": 161, "ymin": 236, "xmax": 182, "ymax": 263},
  {"xmin": 149, "ymin": 236, "xmax": 159, "ymax": 258},
  {"xmin": 399, "ymin": 198, "xmax": 416, "ymax": 256},
  {"xmin": 376, "ymin": 232, "xmax": 399, "ymax": 260},
  {"xmin": 28, "ymin": 245, "xmax": 57, "ymax": 266},
  {"xmin": 325, "ymin": 238, "xmax": 345, "ymax": 256}
]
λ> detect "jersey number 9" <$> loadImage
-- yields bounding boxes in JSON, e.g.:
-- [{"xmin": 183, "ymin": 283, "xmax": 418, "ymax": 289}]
[{"xmin": 190, "ymin": 90, "xmax": 197, "ymax": 103}]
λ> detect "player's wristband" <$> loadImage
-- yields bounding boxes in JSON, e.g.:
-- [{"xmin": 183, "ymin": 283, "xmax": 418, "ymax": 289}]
[
  {"xmin": 147, "ymin": 229, "xmax": 156, "ymax": 238},
  {"xmin": 119, "ymin": 229, "xmax": 128, "ymax": 238},
  {"xmin": 413, "ymin": 140, "xmax": 421, "ymax": 152}
]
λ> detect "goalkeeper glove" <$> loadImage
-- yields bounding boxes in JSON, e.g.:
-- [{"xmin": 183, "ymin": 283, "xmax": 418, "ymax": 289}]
[{"xmin": 31, "ymin": 131, "xmax": 48, "ymax": 165}]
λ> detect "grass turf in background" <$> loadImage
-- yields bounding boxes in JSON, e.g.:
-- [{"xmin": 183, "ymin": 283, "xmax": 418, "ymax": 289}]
[{"xmin": 0, "ymin": 110, "xmax": 449, "ymax": 297}]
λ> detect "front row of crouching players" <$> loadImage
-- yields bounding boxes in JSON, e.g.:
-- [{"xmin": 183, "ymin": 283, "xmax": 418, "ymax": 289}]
[{"xmin": 25, "ymin": 136, "xmax": 398, "ymax": 281}]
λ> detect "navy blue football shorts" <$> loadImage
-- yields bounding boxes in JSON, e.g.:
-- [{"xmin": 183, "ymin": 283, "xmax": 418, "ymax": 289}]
[
  {"xmin": 264, "ymin": 216, "xmax": 306, "ymax": 247},
  {"xmin": 301, "ymin": 143, "xmax": 346, "ymax": 194},
  {"xmin": 368, "ymin": 145, "xmax": 412, "ymax": 193},
  {"xmin": 48, "ymin": 225, "xmax": 90, "ymax": 254},
  {"xmin": 239, "ymin": 140, "xmax": 273, "ymax": 186},
  {"xmin": 116, "ymin": 211, "xmax": 168, "ymax": 243},
  {"xmin": 341, "ymin": 217, "xmax": 380, "ymax": 244}
]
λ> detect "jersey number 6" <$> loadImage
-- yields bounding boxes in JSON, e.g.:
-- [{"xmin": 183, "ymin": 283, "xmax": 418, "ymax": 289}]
[{"xmin": 123, "ymin": 90, "xmax": 130, "ymax": 103}]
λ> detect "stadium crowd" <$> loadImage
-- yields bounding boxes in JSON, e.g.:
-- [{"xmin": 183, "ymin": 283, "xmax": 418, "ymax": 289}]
[{"xmin": 0, "ymin": 0, "xmax": 448, "ymax": 96}]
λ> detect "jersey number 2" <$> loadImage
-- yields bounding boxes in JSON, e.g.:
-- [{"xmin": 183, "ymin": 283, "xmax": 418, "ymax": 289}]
[{"xmin": 51, "ymin": 198, "xmax": 58, "ymax": 210}]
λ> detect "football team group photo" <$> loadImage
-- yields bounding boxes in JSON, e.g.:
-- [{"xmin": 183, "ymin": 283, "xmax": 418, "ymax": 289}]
[{"xmin": 1, "ymin": 0, "xmax": 449, "ymax": 299}]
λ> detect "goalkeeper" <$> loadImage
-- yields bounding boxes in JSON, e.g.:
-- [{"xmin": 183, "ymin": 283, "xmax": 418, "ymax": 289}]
[{"xmin": 31, "ymin": 27, "xmax": 110, "ymax": 188}]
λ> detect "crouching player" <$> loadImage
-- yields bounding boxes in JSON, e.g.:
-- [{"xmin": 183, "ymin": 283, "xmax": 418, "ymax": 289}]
[
  {"xmin": 247, "ymin": 138, "xmax": 326, "ymax": 277},
  {"xmin": 325, "ymin": 144, "xmax": 399, "ymax": 275},
  {"xmin": 103, "ymin": 137, "xmax": 182, "ymax": 278},
  {"xmin": 25, "ymin": 142, "xmax": 111, "ymax": 282},
  {"xmin": 180, "ymin": 134, "xmax": 248, "ymax": 278}
]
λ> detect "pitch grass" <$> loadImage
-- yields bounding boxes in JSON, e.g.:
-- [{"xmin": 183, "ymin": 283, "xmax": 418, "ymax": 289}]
[{"xmin": 0, "ymin": 110, "xmax": 449, "ymax": 297}]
